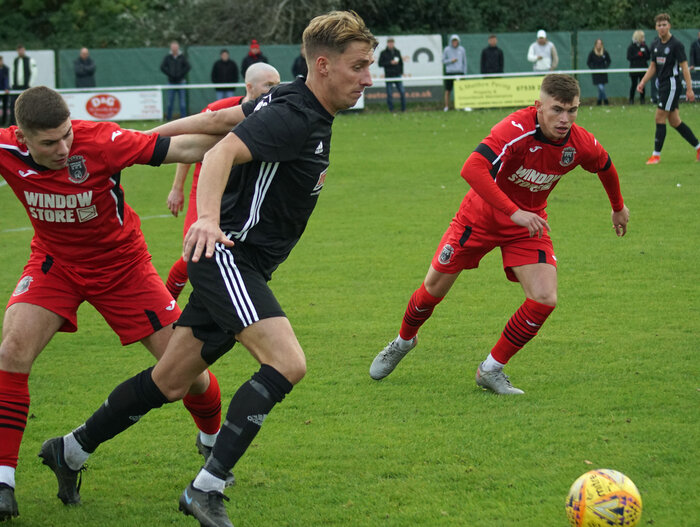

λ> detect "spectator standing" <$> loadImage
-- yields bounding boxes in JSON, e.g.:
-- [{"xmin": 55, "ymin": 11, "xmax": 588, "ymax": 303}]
[
  {"xmin": 10, "ymin": 45, "xmax": 37, "ymax": 125},
  {"xmin": 292, "ymin": 45, "xmax": 308, "ymax": 78},
  {"xmin": 378, "ymin": 38, "xmax": 406, "ymax": 112},
  {"xmin": 527, "ymin": 30, "xmax": 558, "ymax": 72},
  {"xmin": 74, "ymin": 47, "xmax": 96, "ymax": 88},
  {"xmin": 442, "ymin": 34, "xmax": 466, "ymax": 111},
  {"xmin": 627, "ymin": 30, "xmax": 650, "ymax": 104},
  {"xmin": 0, "ymin": 57, "xmax": 9, "ymax": 126},
  {"xmin": 587, "ymin": 39, "xmax": 611, "ymax": 105},
  {"xmin": 480, "ymin": 34, "xmax": 504, "ymax": 74},
  {"xmin": 211, "ymin": 49, "xmax": 239, "ymax": 100},
  {"xmin": 690, "ymin": 30, "xmax": 700, "ymax": 87},
  {"xmin": 241, "ymin": 39, "xmax": 268, "ymax": 76},
  {"xmin": 160, "ymin": 40, "xmax": 191, "ymax": 121}
]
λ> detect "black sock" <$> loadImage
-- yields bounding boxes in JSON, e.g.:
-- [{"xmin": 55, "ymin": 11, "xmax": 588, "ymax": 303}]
[
  {"xmin": 204, "ymin": 364, "xmax": 292, "ymax": 480},
  {"xmin": 73, "ymin": 367, "xmax": 169, "ymax": 453},
  {"xmin": 654, "ymin": 123, "xmax": 667, "ymax": 153},
  {"xmin": 673, "ymin": 122, "xmax": 699, "ymax": 148}
]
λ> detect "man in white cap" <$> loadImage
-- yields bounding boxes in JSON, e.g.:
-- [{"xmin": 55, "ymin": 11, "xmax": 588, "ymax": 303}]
[
  {"xmin": 528, "ymin": 30, "xmax": 558, "ymax": 72},
  {"xmin": 442, "ymin": 34, "xmax": 467, "ymax": 110}
]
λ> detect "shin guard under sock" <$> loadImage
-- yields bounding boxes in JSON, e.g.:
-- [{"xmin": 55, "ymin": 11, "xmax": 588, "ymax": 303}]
[
  {"xmin": 0, "ymin": 370, "xmax": 29, "ymax": 469},
  {"xmin": 73, "ymin": 367, "xmax": 168, "ymax": 453},
  {"xmin": 399, "ymin": 283, "xmax": 444, "ymax": 340},
  {"xmin": 204, "ymin": 365, "xmax": 292, "ymax": 480},
  {"xmin": 673, "ymin": 122, "xmax": 700, "ymax": 148},
  {"xmin": 183, "ymin": 371, "xmax": 222, "ymax": 435},
  {"xmin": 490, "ymin": 298, "xmax": 555, "ymax": 364}
]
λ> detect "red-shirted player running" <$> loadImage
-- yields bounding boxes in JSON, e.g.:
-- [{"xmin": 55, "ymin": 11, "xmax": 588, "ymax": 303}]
[
  {"xmin": 0, "ymin": 86, "xmax": 224, "ymax": 520},
  {"xmin": 165, "ymin": 63, "xmax": 280, "ymax": 300},
  {"xmin": 370, "ymin": 74, "xmax": 630, "ymax": 394}
]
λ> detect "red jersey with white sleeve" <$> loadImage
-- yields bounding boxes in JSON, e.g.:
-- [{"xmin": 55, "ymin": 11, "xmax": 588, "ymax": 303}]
[
  {"xmin": 457, "ymin": 105, "xmax": 623, "ymax": 228},
  {"xmin": 0, "ymin": 120, "xmax": 169, "ymax": 267}
]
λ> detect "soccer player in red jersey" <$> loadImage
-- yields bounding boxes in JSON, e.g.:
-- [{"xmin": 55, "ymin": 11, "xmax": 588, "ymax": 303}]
[
  {"xmin": 0, "ymin": 86, "xmax": 226, "ymax": 520},
  {"xmin": 370, "ymin": 74, "xmax": 630, "ymax": 394},
  {"xmin": 165, "ymin": 63, "xmax": 281, "ymax": 300}
]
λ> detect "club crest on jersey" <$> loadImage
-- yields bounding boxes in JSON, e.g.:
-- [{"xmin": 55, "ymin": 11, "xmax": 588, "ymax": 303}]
[
  {"xmin": 560, "ymin": 147, "xmax": 576, "ymax": 167},
  {"xmin": 439, "ymin": 244, "xmax": 454, "ymax": 265},
  {"xmin": 67, "ymin": 155, "xmax": 89, "ymax": 184},
  {"xmin": 13, "ymin": 276, "xmax": 32, "ymax": 296}
]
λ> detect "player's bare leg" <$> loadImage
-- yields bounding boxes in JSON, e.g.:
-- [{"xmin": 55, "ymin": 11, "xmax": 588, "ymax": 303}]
[{"xmin": 476, "ymin": 263, "xmax": 557, "ymax": 395}]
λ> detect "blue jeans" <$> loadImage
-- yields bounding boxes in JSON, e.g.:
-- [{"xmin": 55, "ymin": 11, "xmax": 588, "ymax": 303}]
[
  {"xmin": 166, "ymin": 80, "xmax": 187, "ymax": 120},
  {"xmin": 216, "ymin": 89, "xmax": 235, "ymax": 100},
  {"xmin": 386, "ymin": 81, "xmax": 406, "ymax": 111},
  {"xmin": 596, "ymin": 83, "xmax": 607, "ymax": 102}
]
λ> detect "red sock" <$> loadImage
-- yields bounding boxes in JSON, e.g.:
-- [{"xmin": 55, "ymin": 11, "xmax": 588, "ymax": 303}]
[
  {"xmin": 166, "ymin": 257, "xmax": 189, "ymax": 300},
  {"xmin": 399, "ymin": 283, "xmax": 444, "ymax": 340},
  {"xmin": 0, "ymin": 370, "xmax": 30, "ymax": 469},
  {"xmin": 182, "ymin": 371, "xmax": 221, "ymax": 435},
  {"xmin": 490, "ymin": 298, "xmax": 555, "ymax": 364}
]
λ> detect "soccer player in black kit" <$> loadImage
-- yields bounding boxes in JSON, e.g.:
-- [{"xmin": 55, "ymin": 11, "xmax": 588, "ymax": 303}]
[
  {"xmin": 40, "ymin": 10, "xmax": 377, "ymax": 527},
  {"xmin": 637, "ymin": 12, "xmax": 700, "ymax": 164}
]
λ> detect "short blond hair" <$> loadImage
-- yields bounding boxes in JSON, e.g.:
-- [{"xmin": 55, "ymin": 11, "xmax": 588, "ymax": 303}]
[{"xmin": 302, "ymin": 10, "xmax": 377, "ymax": 62}]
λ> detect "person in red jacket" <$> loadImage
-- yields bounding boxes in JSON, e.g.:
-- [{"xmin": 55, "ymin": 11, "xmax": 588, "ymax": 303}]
[{"xmin": 370, "ymin": 74, "xmax": 629, "ymax": 395}]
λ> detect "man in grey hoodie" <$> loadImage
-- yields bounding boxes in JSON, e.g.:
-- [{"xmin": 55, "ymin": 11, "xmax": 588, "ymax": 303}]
[{"xmin": 442, "ymin": 34, "xmax": 467, "ymax": 111}]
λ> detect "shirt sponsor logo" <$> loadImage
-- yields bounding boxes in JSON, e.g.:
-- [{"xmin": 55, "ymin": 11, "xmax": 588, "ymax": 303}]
[
  {"xmin": 13, "ymin": 275, "xmax": 32, "ymax": 296},
  {"xmin": 507, "ymin": 165, "xmax": 563, "ymax": 192},
  {"xmin": 67, "ymin": 155, "xmax": 90, "ymax": 184},
  {"xmin": 24, "ymin": 190, "xmax": 97, "ymax": 223}
]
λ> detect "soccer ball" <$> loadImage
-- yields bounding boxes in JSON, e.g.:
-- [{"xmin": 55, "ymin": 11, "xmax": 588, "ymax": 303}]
[{"xmin": 565, "ymin": 469, "xmax": 642, "ymax": 527}]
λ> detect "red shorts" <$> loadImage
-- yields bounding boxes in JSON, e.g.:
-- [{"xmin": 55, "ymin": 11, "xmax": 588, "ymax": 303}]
[
  {"xmin": 431, "ymin": 214, "xmax": 557, "ymax": 282},
  {"xmin": 7, "ymin": 249, "xmax": 181, "ymax": 345}
]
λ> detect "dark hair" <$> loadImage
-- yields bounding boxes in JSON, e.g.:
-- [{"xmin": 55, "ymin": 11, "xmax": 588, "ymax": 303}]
[
  {"xmin": 654, "ymin": 13, "xmax": 670, "ymax": 24},
  {"xmin": 15, "ymin": 86, "xmax": 70, "ymax": 133},
  {"xmin": 540, "ymin": 74, "xmax": 580, "ymax": 103}
]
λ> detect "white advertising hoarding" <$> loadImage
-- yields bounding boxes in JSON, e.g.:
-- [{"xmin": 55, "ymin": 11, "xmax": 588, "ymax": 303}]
[
  {"xmin": 370, "ymin": 35, "xmax": 443, "ymax": 87},
  {"xmin": 61, "ymin": 90, "xmax": 163, "ymax": 121}
]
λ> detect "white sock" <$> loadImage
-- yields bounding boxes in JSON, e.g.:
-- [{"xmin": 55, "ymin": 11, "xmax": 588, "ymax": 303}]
[
  {"xmin": 198, "ymin": 430, "xmax": 218, "ymax": 448},
  {"xmin": 652, "ymin": 150, "xmax": 661, "ymax": 156},
  {"xmin": 395, "ymin": 336, "xmax": 414, "ymax": 351},
  {"xmin": 0, "ymin": 466, "xmax": 15, "ymax": 488},
  {"xmin": 695, "ymin": 144, "xmax": 700, "ymax": 151},
  {"xmin": 63, "ymin": 433, "xmax": 89, "ymax": 471},
  {"xmin": 481, "ymin": 354, "xmax": 505, "ymax": 372},
  {"xmin": 193, "ymin": 468, "xmax": 226, "ymax": 493}
]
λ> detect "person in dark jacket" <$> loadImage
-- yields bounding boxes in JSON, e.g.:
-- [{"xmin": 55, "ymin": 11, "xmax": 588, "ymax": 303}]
[
  {"xmin": 291, "ymin": 45, "xmax": 308, "ymax": 78},
  {"xmin": 74, "ymin": 48, "xmax": 96, "ymax": 88},
  {"xmin": 627, "ymin": 30, "xmax": 650, "ymax": 104},
  {"xmin": 10, "ymin": 45, "xmax": 37, "ymax": 125},
  {"xmin": 0, "ymin": 57, "xmax": 9, "ymax": 125},
  {"xmin": 160, "ymin": 41, "xmax": 191, "ymax": 120},
  {"xmin": 378, "ymin": 38, "xmax": 405, "ymax": 111},
  {"xmin": 240, "ymin": 40, "xmax": 268, "ymax": 76},
  {"xmin": 211, "ymin": 49, "xmax": 239, "ymax": 100},
  {"xmin": 587, "ymin": 38, "xmax": 611, "ymax": 105},
  {"xmin": 690, "ymin": 30, "xmax": 700, "ymax": 87},
  {"xmin": 480, "ymin": 35, "xmax": 504, "ymax": 74}
]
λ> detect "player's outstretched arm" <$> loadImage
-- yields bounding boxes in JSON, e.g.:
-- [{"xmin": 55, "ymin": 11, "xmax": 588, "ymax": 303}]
[
  {"xmin": 163, "ymin": 134, "xmax": 222, "ymax": 165},
  {"xmin": 147, "ymin": 106, "xmax": 246, "ymax": 137},
  {"xmin": 167, "ymin": 163, "xmax": 191, "ymax": 217},
  {"xmin": 611, "ymin": 205, "xmax": 629, "ymax": 237},
  {"xmin": 184, "ymin": 133, "xmax": 253, "ymax": 263}
]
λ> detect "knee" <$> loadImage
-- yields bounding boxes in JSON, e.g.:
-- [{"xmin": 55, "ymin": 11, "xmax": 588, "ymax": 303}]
[
  {"xmin": 531, "ymin": 292, "xmax": 557, "ymax": 307},
  {"xmin": 0, "ymin": 337, "xmax": 33, "ymax": 373},
  {"xmin": 272, "ymin": 351, "xmax": 306, "ymax": 386}
]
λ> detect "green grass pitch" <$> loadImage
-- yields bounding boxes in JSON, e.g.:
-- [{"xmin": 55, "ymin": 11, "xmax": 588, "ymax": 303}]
[{"xmin": 1, "ymin": 102, "xmax": 698, "ymax": 526}]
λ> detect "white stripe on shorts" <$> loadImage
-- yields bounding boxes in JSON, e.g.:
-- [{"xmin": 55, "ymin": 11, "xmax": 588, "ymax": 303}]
[
  {"xmin": 664, "ymin": 77, "xmax": 676, "ymax": 112},
  {"xmin": 214, "ymin": 241, "xmax": 259, "ymax": 327}
]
